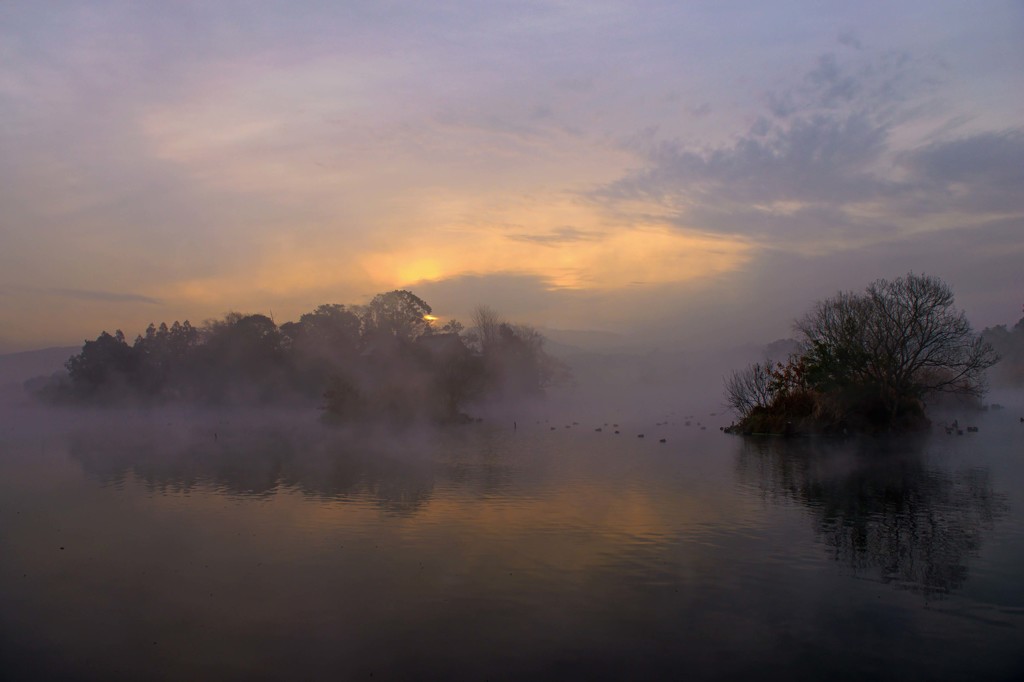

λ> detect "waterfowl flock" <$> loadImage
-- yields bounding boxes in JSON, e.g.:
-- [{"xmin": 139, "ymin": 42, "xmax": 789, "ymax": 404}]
[
  {"xmin": 942, "ymin": 418, "xmax": 981, "ymax": 435},
  {"xmin": 524, "ymin": 411, "xmax": 725, "ymax": 445},
  {"xmin": 529, "ymin": 408, "xmax": 1022, "ymax": 441}
]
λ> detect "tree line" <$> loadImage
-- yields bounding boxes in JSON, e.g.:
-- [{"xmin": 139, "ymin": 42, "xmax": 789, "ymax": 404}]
[{"xmin": 38, "ymin": 290, "xmax": 566, "ymax": 422}]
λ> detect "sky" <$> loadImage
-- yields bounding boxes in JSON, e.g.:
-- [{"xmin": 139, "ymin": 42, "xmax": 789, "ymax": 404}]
[{"xmin": 1, "ymin": 1, "xmax": 1022, "ymax": 353}]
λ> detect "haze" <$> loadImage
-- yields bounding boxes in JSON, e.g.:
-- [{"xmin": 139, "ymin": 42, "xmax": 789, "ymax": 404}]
[{"xmin": 1, "ymin": 2, "xmax": 1022, "ymax": 353}]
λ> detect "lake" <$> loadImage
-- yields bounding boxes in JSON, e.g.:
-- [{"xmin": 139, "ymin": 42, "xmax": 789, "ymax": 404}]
[{"xmin": 2, "ymin": 394, "xmax": 1023, "ymax": 680}]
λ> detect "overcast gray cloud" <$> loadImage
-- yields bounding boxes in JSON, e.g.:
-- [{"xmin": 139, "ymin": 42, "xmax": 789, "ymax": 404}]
[{"xmin": 898, "ymin": 130, "xmax": 1024, "ymax": 214}]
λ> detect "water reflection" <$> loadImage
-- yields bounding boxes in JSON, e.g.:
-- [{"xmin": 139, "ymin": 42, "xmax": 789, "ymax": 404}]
[
  {"xmin": 68, "ymin": 420, "xmax": 436, "ymax": 517},
  {"xmin": 5, "ymin": 410, "xmax": 1023, "ymax": 680},
  {"xmin": 735, "ymin": 436, "xmax": 1009, "ymax": 598}
]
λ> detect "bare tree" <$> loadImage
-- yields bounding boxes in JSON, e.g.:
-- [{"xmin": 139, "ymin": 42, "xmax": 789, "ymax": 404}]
[
  {"xmin": 470, "ymin": 305, "xmax": 502, "ymax": 354},
  {"xmin": 724, "ymin": 361, "xmax": 776, "ymax": 418},
  {"xmin": 796, "ymin": 273, "xmax": 998, "ymax": 417}
]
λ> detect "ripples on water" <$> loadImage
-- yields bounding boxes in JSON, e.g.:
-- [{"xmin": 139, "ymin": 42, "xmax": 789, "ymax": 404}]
[{"xmin": 1, "ymin": 402, "xmax": 1023, "ymax": 680}]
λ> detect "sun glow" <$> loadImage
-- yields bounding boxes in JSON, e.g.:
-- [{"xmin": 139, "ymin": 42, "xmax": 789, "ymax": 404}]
[{"xmin": 361, "ymin": 224, "xmax": 752, "ymax": 292}]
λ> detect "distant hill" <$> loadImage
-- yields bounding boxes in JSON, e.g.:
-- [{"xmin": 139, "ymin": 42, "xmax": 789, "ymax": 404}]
[
  {"xmin": 538, "ymin": 327, "xmax": 634, "ymax": 354},
  {"xmin": 0, "ymin": 346, "xmax": 78, "ymax": 389}
]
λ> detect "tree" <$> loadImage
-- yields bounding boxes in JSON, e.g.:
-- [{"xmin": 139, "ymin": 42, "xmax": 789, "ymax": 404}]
[
  {"xmin": 438, "ymin": 318, "xmax": 464, "ymax": 335},
  {"xmin": 796, "ymin": 273, "xmax": 997, "ymax": 419},
  {"xmin": 359, "ymin": 290, "xmax": 434, "ymax": 342},
  {"xmin": 467, "ymin": 308, "xmax": 562, "ymax": 397},
  {"xmin": 295, "ymin": 304, "xmax": 361, "ymax": 352},
  {"xmin": 281, "ymin": 304, "xmax": 361, "ymax": 364},
  {"xmin": 45, "ymin": 291, "xmax": 562, "ymax": 417},
  {"xmin": 280, "ymin": 304, "xmax": 363, "ymax": 397},
  {"xmin": 193, "ymin": 313, "xmax": 286, "ymax": 401},
  {"xmin": 724, "ymin": 362, "xmax": 775, "ymax": 418},
  {"xmin": 416, "ymin": 332, "xmax": 483, "ymax": 420},
  {"xmin": 725, "ymin": 273, "xmax": 998, "ymax": 434},
  {"xmin": 65, "ymin": 330, "xmax": 135, "ymax": 397},
  {"xmin": 470, "ymin": 305, "xmax": 502, "ymax": 354}
]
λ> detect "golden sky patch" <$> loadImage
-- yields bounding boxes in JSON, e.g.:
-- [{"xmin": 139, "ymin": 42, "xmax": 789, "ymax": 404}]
[{"xmin": 361, "ymin": 202, "xmax": 753, "ymax": 292}]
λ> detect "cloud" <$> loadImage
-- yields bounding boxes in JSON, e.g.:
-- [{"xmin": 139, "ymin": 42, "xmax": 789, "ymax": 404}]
[
  {"xmin": 598, "ymin": 52, "xmax": 932, "ymax": 218},
  {"xmin": 604, "ymin": 112, "xmax": 891, "ymax": 208},
  {"xmin": 406, "ymin": 270, "xmax": 732, "ymax": 338},
  {"xmin": 592, "ymin": 49, "xmax": 1022, "ymax": 258},
  {"xmin": 690, "ymin": 103, "xmax": 712, "ymax": 118},
  {"xmin": 837, "ymin": 31, "xmax": 863, "ymax": 50},
  {"xmin": 626, "ymin": 213, "xmax": 1024, "ymax": 349},
  {"xmin": 898, "ymin": 129, "xmax": 1024, "ymax": 213},
  {"xmin": 765, "ymin": 50, "xmax": 923, "ymax": 120},
  {"xmin": 364, "ymin": 221, "xmax": 751, "ymax": 293},
  {"xmin": 766, "ymin": 215, "xmax": 1024, "ymax": 329},
  {"xmin": 409, "ymin": 273, "xmax": 569, "ymax": 323},
  {"xmin": 803, "ymin": 53, "xmax": 862, "ymax": 108},
  {"xmin": 505, "ymin": 227, "xmax": 603, "ymax": 246},
  {"xmin": 45, "ymin": 288, "xmax": 163, "ymax": 305}
]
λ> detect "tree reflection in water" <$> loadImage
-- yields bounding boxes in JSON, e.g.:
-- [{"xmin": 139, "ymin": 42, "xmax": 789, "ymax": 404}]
[
  {"xmin": 735, "ymin": 436, "xmax": 1008, "ymax": 599},
  {"xmin": 68, "ymin": 419, "xmax": 436, "ymax": 517}
]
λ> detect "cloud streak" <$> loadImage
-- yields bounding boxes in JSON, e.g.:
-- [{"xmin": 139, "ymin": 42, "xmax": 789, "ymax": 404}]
[
  {"xmin": 45, "ymin": 288, "xmax": 163, "ymax": 305},
  {"xmin": 505, "ymin": 227, "xmax": 603, "ymax": 246}
]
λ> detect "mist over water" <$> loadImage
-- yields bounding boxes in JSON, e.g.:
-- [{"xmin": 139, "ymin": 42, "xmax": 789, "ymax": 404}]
[
  {"xmin": 3, "ymin": 1, "xmax": 1021, "ymax": 677},
  {"xmin": 2, "ymin": 386, "xmax": 1023, "ymax": 680}
]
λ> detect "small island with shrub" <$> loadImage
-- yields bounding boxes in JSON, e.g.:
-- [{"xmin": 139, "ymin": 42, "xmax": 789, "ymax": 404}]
[{"xmin": 723, "ymin": 273, "xmax": 999, "ymax": 436}]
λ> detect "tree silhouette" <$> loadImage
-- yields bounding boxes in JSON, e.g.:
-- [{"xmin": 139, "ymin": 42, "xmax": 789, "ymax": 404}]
[
  {"xmin": 359, "ymin": 290, "xmax": 434, "ymax": 342},
  {"xmin": 726, "ymin": 273, "xmax": 998, "ymax": 433},
  {"xmin": 47, "ymin": 290, "xmax": 564, "ymax": 419},
  {"xmin": 797, "ymin": 274, "xmax": 997, "ymax": 416},
  {"xmin": 65, "ymin": 330, "xmax": 134, "ymax": 397}
]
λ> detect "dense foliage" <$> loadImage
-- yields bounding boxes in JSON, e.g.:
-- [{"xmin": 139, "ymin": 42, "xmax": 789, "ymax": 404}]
[
  {"xmin": 40, "ymin": 291, "xmax": 563, "ymax": 423},
  {"xmin": 725, "ymin": 274, "xmax": 998, "ymax": 435}
]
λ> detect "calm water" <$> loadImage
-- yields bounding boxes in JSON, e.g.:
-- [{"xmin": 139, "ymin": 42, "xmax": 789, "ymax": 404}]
[{"xmin": 2, "ymin": 397, "xmax": 1023, "ymax": 680}]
